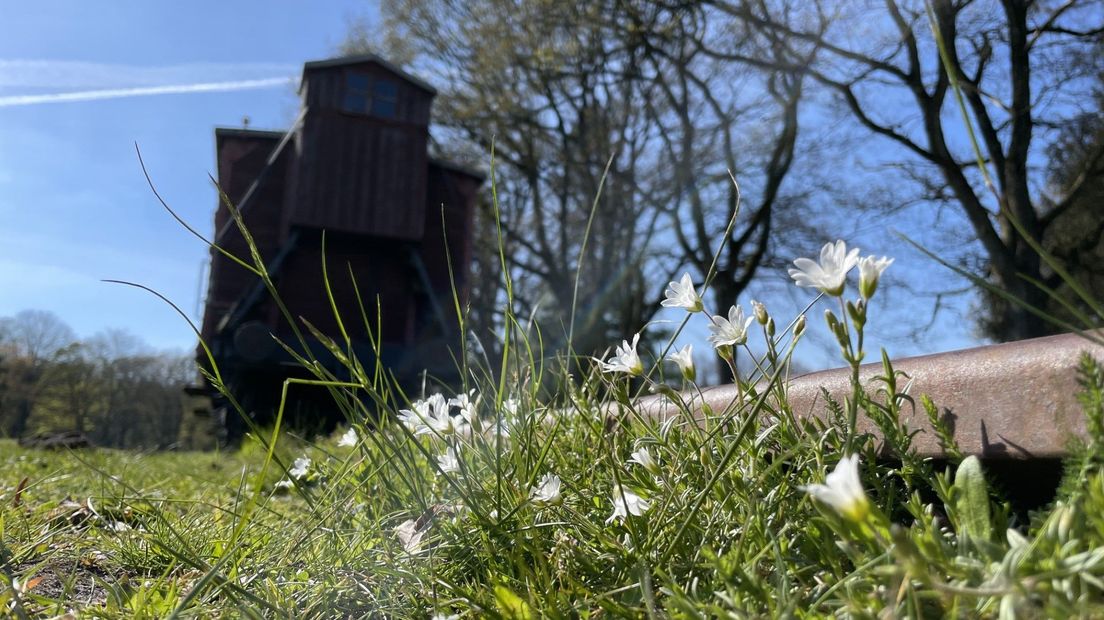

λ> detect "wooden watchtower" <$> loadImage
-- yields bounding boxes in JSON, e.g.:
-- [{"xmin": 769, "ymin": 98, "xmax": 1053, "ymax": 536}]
[{"xmin": 197, "ymin": 55, "xmax": 483, "ymax": 440}]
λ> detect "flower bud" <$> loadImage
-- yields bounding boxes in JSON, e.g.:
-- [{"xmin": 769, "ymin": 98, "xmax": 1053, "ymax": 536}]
[
  {"xmin": 824, "ymin": 309, "xmax": 841, "ymax": 335},
  {"xmin": 715, "ymin": 344, "xmax": 733, "ymax": 362},
  {"xmin": 826, "ymin": 309, "xmax": 850, "ymax": 351},
  {"xmin": 1059, "ymin": 503, "xmax": 1074, "ymax": 542},
  {"xmin": 650, "ymin": 383, "xmax": 678, "ymax": 399},
  {"xmin": 699, "ymin": 444, "xmax": 713, "ymax": 468},
  {"xmin": 751, "ymin": 299, "xmax": 769, "ymax": 325},
  {"xmin": 766, "ymin": 317, "xmax": 776, "ymax": 338},
  {"xmin": 846, "ymin": 299, "xmax": 866, "ymax": 328},
  {"xmin": 794, "ymin": 315, "xmax": 807, "ymax": 337}
]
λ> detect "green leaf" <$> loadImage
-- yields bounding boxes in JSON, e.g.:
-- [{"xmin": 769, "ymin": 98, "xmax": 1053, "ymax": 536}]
[
  {"xmin": 953, "ymin": 456, "xmax": 992, "ymax": 542},
  {"xmin": 495, "ymin": 584, "xmax": 534, "ymax": 620}
]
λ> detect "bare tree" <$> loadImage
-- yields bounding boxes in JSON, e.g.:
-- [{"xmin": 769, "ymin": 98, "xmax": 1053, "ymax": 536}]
[
  {"xmin": 0, "ymin": 309, "xmax": 77, "ymax": 365},
  {"xmin": 356, "ymin": 1, "xmax": 672, "ymax": 360},
  {"xmin": 0, "ymin": 310, "xmax": 77, "ymax": 437},
  {"xmin": 707, "ymin": 0, "xmax": 1104, "ymax": 341},
  {"xmin": 348, "ymin": 1, "xmax": 819, "ymax": 372},
  {"xmin": 622, "ymin": 2, "xmax": 818, "ymax": 319}
]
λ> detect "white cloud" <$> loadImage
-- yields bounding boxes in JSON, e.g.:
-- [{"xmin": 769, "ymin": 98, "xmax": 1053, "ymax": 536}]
[
  {"xmin": 0, "ymin": 78, "xmax": 293, "ymax": 108},
  {"xmin": 0, "ymin": 59, "xmax": 298, "ymax": 90},
  {"xmin": 0, "ymin": 59, "xmax": 298, "ymax": 107}
]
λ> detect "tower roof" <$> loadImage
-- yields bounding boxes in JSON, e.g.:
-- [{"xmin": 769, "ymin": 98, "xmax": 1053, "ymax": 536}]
[{"xmin": 300, "ymin": 54, "xmax": 437, "ymax": 95}]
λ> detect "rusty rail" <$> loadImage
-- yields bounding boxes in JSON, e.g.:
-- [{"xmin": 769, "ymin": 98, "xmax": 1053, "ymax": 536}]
[{"xmin": 639, "ymin": 331, "xmax": 1104, "ymax": 459}]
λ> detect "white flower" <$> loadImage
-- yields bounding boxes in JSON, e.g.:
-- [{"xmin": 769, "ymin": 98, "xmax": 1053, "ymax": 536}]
[
  {"xmin": 707, "ymin": 305, "xmax": 753, "ymax": 348},
  {"xmin": 424, "ymin": 394, "xmax": 457, "ymax": 435},
  {"xmin": 337, "ymin": 427, "xmax": 358, "ymax": 447},
  {"xmin": 394, "ymin": 518, "xmax": 427, "ymax": 554},
  {"xmin": 289, "ymin": 456, "xmax": 311, "ymax": 480},
  {"xmin": 628, "ymin": 446, "xmax": 660, "ymax": 475},
  {"xmin": 858, "ymin": 255, "xmax": 894, "ymax": 300},
  {"xmin": 431, "ymin": 614, "xmax": 459, "ymax": 620},
  {"xmin": 606, "ymin": 485, "xmax": 651, "ymax": 524},
  {"xmin": 274, "ymin": 479, "xmax": 294, "ymax": 492},
  {"xmin": 449, "ymin": 390, "xmax": 480, "ymax": 427},
  {"xmin": 437, "ymin": 446, "xmax": 460, "ymax": 474},
  {"xmin": 661, "ymin": 272, "xmax": 703, "ymax": 313},
  {"xmin": 800, "ymin": 454, "xmax": 870, "ymax": 522},
  {"xmin": 398, "ymin": 394, "xmax": 456, "ymax": 437},
  {"xmin": 789, "ymin": 240, "xmax": 861, "ymax": 297},
  {"xmin": 599, "ymin": 333, "xmax": 644, "ymax": 376},
  {"xmin": 397, "ymin": 396, "xmax": 436, "ymax": 434},
  {"xmin": 397, "ymin": 407, "xmax": 422, "ymax": 433},
  {"xmin": 530, "ymin": 473, "xmax": 563, "ymax": 507},
  {"xmin": 502, "ymin": 398, "xmax": 520, "ymax": 417},
  {"xmin": 667, "ymin": 344, "xmax": 695, "ymax": 382}
]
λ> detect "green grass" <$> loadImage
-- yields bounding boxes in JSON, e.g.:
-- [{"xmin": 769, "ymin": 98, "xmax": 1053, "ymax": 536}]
[{"xmin": 3, "ymin": 304, "xmax": 1104, "ymax": 617}]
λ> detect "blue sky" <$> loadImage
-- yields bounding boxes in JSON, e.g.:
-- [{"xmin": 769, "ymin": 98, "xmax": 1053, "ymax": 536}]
[
  {"xmin": 0, "ymin": 2, "xmax": 987, "ymax": 371},
  {"xmin": 0, "ymin": 2, "xmax": 375, "ymax": 351}
]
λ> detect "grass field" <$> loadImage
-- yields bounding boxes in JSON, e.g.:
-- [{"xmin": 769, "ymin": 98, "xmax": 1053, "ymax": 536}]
[{"xmin": 3, "ymin": 349, "xmax": 1104, "ymax": 617}]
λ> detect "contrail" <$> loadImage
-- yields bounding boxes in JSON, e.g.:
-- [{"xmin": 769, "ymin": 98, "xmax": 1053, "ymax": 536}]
[{"xmin": 0, "ymin": 77, "xmax": 292, "ymax": 108}]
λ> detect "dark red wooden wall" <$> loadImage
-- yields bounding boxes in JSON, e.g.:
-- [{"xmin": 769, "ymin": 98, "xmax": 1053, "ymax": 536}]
[
  {"xmin": 200, "ymin": 56, "xmax": 483, "ymax": 367},
  {"xmin": 290, "ymin": 61, "xmax": 433, "ymax": 240},
  {"xmin": 201, "ymin": 130, "xmax": 288, "ymax": 345}
]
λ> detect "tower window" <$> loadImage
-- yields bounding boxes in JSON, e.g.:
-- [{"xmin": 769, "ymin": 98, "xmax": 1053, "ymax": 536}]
[{"xmin": 342, "ymin": 72, "xmax": 398, "ymax": 119}]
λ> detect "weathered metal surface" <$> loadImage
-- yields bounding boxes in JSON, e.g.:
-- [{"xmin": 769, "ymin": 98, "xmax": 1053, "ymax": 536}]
[{"xmin": 640, "ymin": 331, "xmax": 1104, "ymax": 459}]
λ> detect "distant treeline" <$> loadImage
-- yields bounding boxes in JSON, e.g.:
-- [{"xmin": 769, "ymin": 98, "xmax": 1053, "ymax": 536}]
[{"xmin": 0, "ymin": 309, "xmax": 210, "ymax": 450}]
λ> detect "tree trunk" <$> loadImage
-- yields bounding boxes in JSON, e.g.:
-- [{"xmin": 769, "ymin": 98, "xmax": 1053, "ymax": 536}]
[{"xmin": 9, "ymin": 397, "xmax": 32, "ymax": 438}]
